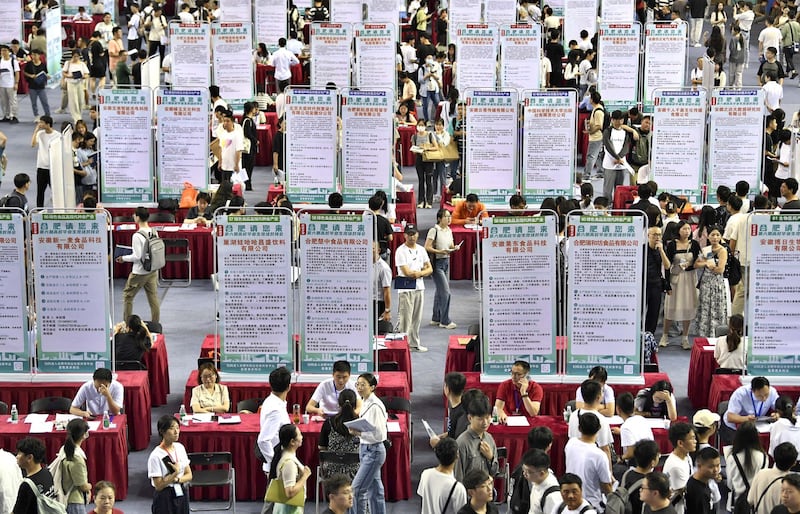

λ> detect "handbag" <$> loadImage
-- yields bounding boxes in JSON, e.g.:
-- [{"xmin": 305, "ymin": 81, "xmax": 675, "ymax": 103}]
[
  {"xmin": 440, "ymin": 140, "xmax": 460, "ymax": 162},
  {"xmin": 264, "ymin": 459, "xmax": 305, "ymax": 507},
  {"xmin": 422, "ymin": 147, "xmax": 444, "ymax": 162},
  {"xmin": 393, "ymin": 276, "xmax": 417, "ymax": 289}
]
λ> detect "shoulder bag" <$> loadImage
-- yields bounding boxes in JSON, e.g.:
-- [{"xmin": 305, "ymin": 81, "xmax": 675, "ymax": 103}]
[{"xmin": 264, "ymin": 458, "xmax": 305, "ymax": 507}]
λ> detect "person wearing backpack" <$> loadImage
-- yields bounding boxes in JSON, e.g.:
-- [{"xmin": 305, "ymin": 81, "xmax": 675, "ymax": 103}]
[
  {"xmin": 725, "ymin": 421, "xmax": 769, "ymax": 513},
  {"xmin": 116, "ymin": 206, "xmax": 161, "ymax": 323},
  {"xmin": 58, "ymin": 419, "xmax": 92, "ymax": 513},
  {"xmin": 522, "ymin": 449, "xmax": 560, "ymax": 514},
  {"xmin": 13, "ymin": 437, "xmax": 58, "ymax": 514},
  {"xmin": 552, "ymin": 473, "xmax": 597, "ymax": 514},
  {"xmin": 640, "ymin": 472, "xmax": 677, "ymax": 514},
  {"xmin": 749, "ymin": 442, "xmax": 798, "ymax": 514},
  {"xmin": 584, "ymin": 90, "xmax": 606, "ymax": 180},
  {"xmin": 611, "ymin": 439, "xmax": 659, "ymax": 514}
]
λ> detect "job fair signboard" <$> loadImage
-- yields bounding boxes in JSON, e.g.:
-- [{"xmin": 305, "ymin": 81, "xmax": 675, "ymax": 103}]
[
  {"xmin": 156, "ymin": 89, "xmax": 209, "ymax": 198},
  {"xmin": 521, "ymin": 90, "xmax": 577, "ymax": 204},
  {"xmin": 563, "ymin": 0, "xmax": 598, "ymax": 48},
  {"xmin": 499, "ymin": 24, "xmax": 541, "ymax": 90},
  {"xmin": 598, "ymin": 23, "xmax": 641, "ymax": 112},
  {"xmin": 0, "ymin": 2, "xmax": 21, "ymax": 44},
  {"xmin": 310, "ymin": 23, "xmax": 353, "ymax": 89},
  {"xmin": 99, "ymin": 89, "xmax": 154, "ymax": 203},
  {"xmin": 299, "ymin": 213, "xmax": 374, "ymax": 374},
  {"xmin": 170, "ymin": 23, "xmax": 211, "ymax": 89},
  {"xmin": 449, "ymin": 0, "xmax": 484, "ymax": 39},
  {"xmin": 44, "ymin": 7, "xmax": 62, "ymax": 88},
  {"xmin": 747, "ymin": 214, "xmax": 800, "ymax": 376},
  {"xmin": 643, "ymin": 23, "xmax": 687, "ymax": 109},
  {"xmin": 708, "ymin": 89, "xmax": 764, "ymax": 196},
  {"xmin": 216, "ymin": 215, "xmax": 294, "ymax": 373},
  {"xmin": 0, "ymin": 214, "xmax": 30, "ymax": 373},
  {"xmin": 211, "ymin": 23, "xmax": 254, "ymax": 110},
  {"xmin": 341, "ymin": 89, "xmax": 394, "ymax": 203},
  {"xmin": 601, "ymin": 0, "xmax": 634, "ymax": 23},
  {"xmin": 285, "ymin": 89, "xmax": 338, "ymax": 203},
  {"xmin": 456, "ymin": 24, "xmax": 499, "ymax": 92},
  {"xmin": 481, "ymin": 216, "xmax": 558, "ymax": 377},
  {"xmin": 651, "ymin": 89, "xmax": 707, "ymax": 204},
  {"xmin": 32, "ymin": 212, "xmax": 111, "ymax": 373},
  {"xmin": 566, "ymin": 215, "xmax": 645, "ymax": 377},
  {"xmin": 465, "ymin": 89, "xmax": 517, "ymax": 204},
  {"xmin": 354, "ymin": 23, "xmax": 396, "ymax": 91},
  {"xmin": 255, "ymin": 0, "xmax": 287, "ymax": 47}
]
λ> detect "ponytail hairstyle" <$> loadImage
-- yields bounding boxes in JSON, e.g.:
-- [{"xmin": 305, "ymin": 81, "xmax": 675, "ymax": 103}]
[
  {"xmin": 776, "ymin": 395, "xmax": 796, "ymax": 425},
  {"xmin": 269, "ymin": 424, "xmax": 299, "ymax": 479},
  {"xmin": 64, "ymin": 418, "xmax": 90, "ymax": 460},
  {"xmin": 127, "ymin": 314, "xmax": 150, "ymax": 352},
  {"xmin": 332, "ymin": 389, "xmax": 358, "ymax": 436},
  {"xmin": 726, "ymin": 314, "xmax": 744, "ymax": 353}
]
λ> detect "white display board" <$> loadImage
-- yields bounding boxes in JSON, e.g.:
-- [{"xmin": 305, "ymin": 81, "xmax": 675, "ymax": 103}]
[
  {"xmin": 156, "ymin": 89, "xmax": 209, "ymax": 197},
  {"xmin": 598, "ymin": 23, "xmax": 641, "ymax": 111},
  {"xmin": 455, "ymin": 24, "xmax": 499, "ymax": 92},
  {"xmin": 217, "ymin": 215, "xmax": 294, "ymax": 373},
  {"xmin": 254, "ymin": 0, "xmax": 287, "ymax": 47},
  {"xmin": 449, "ymin": 0, "xmax": 484, "ymax": 40},
  {"xmin": 212, "ymin": 23, "xmax": 254, "ymax": 110},
  {"xmin": 499, "ymin": 23, "xmax": 541, "ymax": 90},
  {"xmin": 52, "ymin": 129, "xmax": 76, "ymax": 209},
  {"xmin": 480, "ymin": 216, "xmax": 558, "ymax": 377},
  {"xmin": 747, "ymin": 213, "xmax": 800, "ymax": 376},
  {"xmin": 367, "ymin": 0, "xmax": 396, "ymax": 24},
  {"xmin": 521, "ymin": 90, "xmax": 576, "ymax": 203},
  {"xmin": 170, "ymin": 22, "xmax": 211, "ymax": 89},
  {"xmin": 44, "ymin": 7, "xmax": 63, "ymax": 88},
  {"xmin": 643, "ymin": 22, "xmax": 687, "ymax": 109},
  {"xmin": 651, "ymin": 89, "xmax": 707, "ymax": 203},
  {"xmin": 708, "ymin": 89, "xmax": 764, "ymax": 196},
  {"xmin": 485, "ymin": 0, "xmax": 516, "ymax": 25},
  {"xmin": 563, "ymin": 0, "xmax": 598, "ymax": 49},
  {"xmin": 354, "ymin": 23, "xmax": 396, "ymax": 92},
  {"xmin": 310, "ymin": 23, "xmax": 353, "ymax": 88},
  {"xmin": 285, "ymin": 89, "xmax": 338, "ymax": 203},
  {"xmin": 99, "ymin": 89, "xmax": 154, "ymax": 203},
  {"xmin": 601, "ymin": 0, "xmax": 634, "ymax": 23},
  {"xmin": 465, "ymin": 89, "xmax": 517, "ymax": 204},
  {"xmin": 566, "ymin": 214, "xmax": 644, "ymax": 377},
  {"xmin": 32, "ymin": 211, "xmax": 111, "ymax": 373},
  {"xmin": 220, "ymin": 0, "xmax": 252, "ymax": 23},
  {"xmin": 0, "ymin": 214, "xmax": 30, "ymax": 373},
  {"xmin": 0, "ymin": 3, "xmax": 21, "ymax": 44},
  {"xmin": 141, "ymin": 55, "xmax": 161, "ymax": 91},
  {"xmin": 333, "ymin": 0, "xmax": 364, "ymax": 23},
  {"xmin": 299, "ymin": 213, "xmax": 374, "ymax": 374}
]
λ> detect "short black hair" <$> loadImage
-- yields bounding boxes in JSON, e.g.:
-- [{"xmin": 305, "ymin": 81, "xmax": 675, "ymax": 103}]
[
  {"xmin": 580, "ymin": 379, "xmax": 602, "ymax": 404},
  {"xmin": 368, "ymin": 195, "xmax": 383, "ymax": 211},
  {"xmin": 14, "ymin": 173, "xmax": 30, "ymax": 189},
  {"xmin": 269, "ymin": 366, "xmax": 292, "ymax": 393},
  {"xmin": 638, "ymin": 184, "xmax": 652, "ymax": 199},
  {"xmin": 593, "ymin": 196, "xmax": 609, "ymax": 208},
  {"xmin": 528, "ymin": 426, "xmax": 553, "ymax": 450},
  {"xmin": 668, "ymin": 422, "xmax": 695, "ymax": 447},
  {"xmin": 645, "ymin": 471, "xmax": 671, "ymax": 498},
  {"xmin": 466, "ymin": 392, "xmax": 491, "ymax": 417},
  {"xmin": 617, "ymin": 392, "xmax": 635, "ymax": 416},
  {"xmin": 775, "ymin": 442, "xmax": 799, "ymax": 471},
  {"xmin": 578, "ymin": 412, "xmax": 601, "ymax": 436},
  {"xmin": 463, "ymin": 469, "xmax": 491, "ymax": 490},
  {"xmin": 695, "ymin": 446, "xmax": 720, "ymax": 464},
  {"xmin": 16, "ymin": 437, "xmax": 47, "ymax": 463},
  {"xmin": 433, "ymin": 437, "xmax": 459, "ymax": 466},
  {"xmin": 93, "ymin": 368, "xmax": 112, "ymax": 383},
  {"xmin": 324, "ymin": 473, "xmax": 351, "ymax": 499},
  {"xmin": 157, "ymin": 414, "xmax": 179, "ymax": 438},
  {"xmin": 513, "ymin": 360, "xmax": 530, "ymax": 372},
  {"xmin": 134, "ymin": 206, "xmax": 150, "ymax": 221},
  {"xmin": 751, "ymin": 376, "xmax": 770, "ymax": 391},
  {"xmin": 465, "ymin": 193, "xmax": 479, "ymax": 203},
  {"xmin": 784, "ymin": 178, "xmax": 799, "ymax": 195},
  {"xmin": 209, "ymin": 85, "xmax": 220, "ymax": 97},
  {"xmin": 735, "ymin": 181, "xmax": 750, "ymax": 196},
  {"xmin": 328, "ymin": 192, "xmax": 343, "ymax": 209},
  {"xmin": 633, "ymin": 439, "xmax": 660, "ymax": 469},
  {"xmin": 332, "ymin": 360, "xmax": 351, "ymax": 374},
  {"xmin": 716, "ymin": 185, "xmax": 731, "ymax": 202},
  {"xmin": 559, "ymin": 473, "xmax": 582, "ymax": 488},
  {"xmin": 521, "ymin": 448, "xmax": 550, "ymax": 470},
  {"xmin": 278, "ymin": 37, "xmax": 287, "ymax": 47},
  {"xmin": 588, "ymin": 366, "xmax": 607, "ymax": 382},
  {"xmin": 444, "ymin": 372, "xmax": 466, "ymax": 396},
  {"xmin": 727, "ymin": 195, "xmax": 743, "ymax": 212}
]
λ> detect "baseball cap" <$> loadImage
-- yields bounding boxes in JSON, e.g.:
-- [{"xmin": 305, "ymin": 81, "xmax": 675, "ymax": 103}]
[
  {"xmin": 404, "ymin": 224, "xmax": 418, "ymax": 235},
  {"xmin": 692, "ymin": 409, "xmax": 721, "ymax": 428}
]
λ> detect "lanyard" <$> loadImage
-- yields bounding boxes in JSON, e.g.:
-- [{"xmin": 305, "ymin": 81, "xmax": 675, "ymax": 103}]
[
  {"xmin": 750, "ymin": 392, "xmax": 764, "ymax": 417},
  {"xmin": 513, "ymin": 389, "xmax": 523, "ymax": 413}
]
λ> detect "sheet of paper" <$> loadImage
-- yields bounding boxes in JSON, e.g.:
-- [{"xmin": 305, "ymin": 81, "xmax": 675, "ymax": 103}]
[
  {"xmin": 607, "ymin": 415, "xmax": 625, "ymax": 425},
  {"xmin": 505, "ymin": 416, "xmax": 530, "ymax": 427},
  {"xmin": 703, "ymin": 345, "xmax": 716, "ymax": 351},
  {"xmin": 344, "ymin": 418, "xmax": 376, "ymax": 433},
  {"xmin": 29, "ymin": 422, "xmax": 54, "ymax": 433},
  {"xmin": 644, "ymin": 418, "xmax": 672, "ymax": 429},
  {"xmin": 24, "ymin": 413, "xmax": 49, "ymax": 424},
  {"xmin": 192, "ymin": 413, "xmax": 214, "ymax": 423},
  {"xmin": 160, "ymin": 226, "xmax": 180, "ymax": 232},
  {"xmin": 87, "ymin": 421, "xmax": 101, "ymax": 431},
  {"xmin": 55, "ymin": 413, "xmax": 80, "ymax": 423},
  {"xmin": 457, "ymin": 336, "xmax": 473, "ymax": 345},
  {"xmin": 218, "ymin": 415, "xmax": 242, "ymax": 424},
  {"xmin": 421, "ymin": 419, "xmax": 438, "ymax": 438},
  {"xmin": 387, "ymin": 421, "xmax": 401, "ymax": 433},
  {"xmin": 756, "ymin": 422, "xmax": 772, "ymax": 433}
]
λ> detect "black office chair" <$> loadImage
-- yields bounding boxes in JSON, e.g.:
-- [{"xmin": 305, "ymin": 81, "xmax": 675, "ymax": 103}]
[
  {"xmin": 378, "ymin": 361, "xmax": 399, "ymax": 372},
  {"xmin": 159, "ymin": 238, "xmax": 191, "ymax": 287},
  {"xmin": 315, "ymin": 451, "xmax": 360, "ymax": 513},
  {"xmin": 112, "ymin": 215, "xmax": 134, "ymax": 223},
  {"xmin": 236, "ymin": 398, "xmax": 262, "ymax": 414},
  {"xmin": 188, "ymin": 452, "xmax": 236, "ymax": 513},
  {"xmin": 150, "ymin": 212, "xmax": 176, "ymax": 223},
  {"xmin": 493, "ymin": 446, "xmax": 510, "ymax": 506},
  {"xmin": 714, "ymin": 368, "xmax": 744, "ymax": 375},
  {"xmin": 116, "ymin": 360, "xmax": 147, "ymax": 371},
  {"xmin": 380, "ymin": 396, "xmax": 413, "ymax": 462},
  {"xmin": 0, "ymin": 400, "xmax": 7, "ymax": 415},
  {"xmin": 30, "ymin": 396, "xmax": 73, "ymax": 414}
]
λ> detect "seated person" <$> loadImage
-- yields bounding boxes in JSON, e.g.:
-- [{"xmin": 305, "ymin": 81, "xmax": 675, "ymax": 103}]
[
  {"xmin": 634, "ymin": 380, "xmax": 678, "ymax": 421},
  {"xmin": 723, "ymin": 376, "xmax": 779, "ymax": 430},
  {"xmin": 70, "ymin": 368, "xmax": 124, "ymax": 417},
  {"xmin": 186, "ymin": 192, "xmax": 213, "ymax": 225},
  {"xmin": 448, "ymin": 177, "xmax": 464, "ymax": 198},
  {"xmin": 493, "ymin": 360, "xmax": 543, "ymax": 422},
  {"xmin": 305, "ymin": 360, "xmax": 361, "ymax": 417},
  {"xmin": 190, "ymin": 362, "xmax": 230, "ymax": 413},
  {"xmin": 113, "ymin": 314, "xmax": 152, "ymax": 364},
  {"xmin": 574, "ymin": 365, "xmax": 615, "ymax": 416},
  {"xmin": 714, "ymin": 314, "xmax": 745, "ymax": 369},
  {"xmin": 451, "ymin": 193, "xmax": 488, "ymax": 226},
  {"xmin": 509, "ymin": 194, "xmax": 527, "ymax": 214}
]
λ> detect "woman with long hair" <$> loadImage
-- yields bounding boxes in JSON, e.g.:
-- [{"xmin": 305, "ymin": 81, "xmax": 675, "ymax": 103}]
[
  {"xmin": 705, "ymin": 25, "xmax": 726, "ymax": 65},
  {"xmin": 60, "ymin": 418, "xmax": 92, "ymax": 514},
  {"xmin": 634, "ymin": 379, "xmax": 678, "ymax": 421},
  {"xmin": 148, "ymin": 415, "xmax": 193, "ymax": 514},
  {"xmin": 694, "ymin": 225, "xmax": 730, "ymax": 336},
  {"xmin": 694, "ymin": 205, "xmax": 717, "ymax": 247},
  {"xmin": 579, "ymin": 182, "xmax": 594, "ymax": 210},
  {"xmin": 769, "ymin": 395, "xmax": 797, "ymax": 456},
  {"xmin": 714, "ymin": 314, "xmax": 745, "ymax": 369},
  {"xmin": 725, "ymin": 421, "xmax": 767, "ymax": 510},
  {"xmin": 319, "ymin": 389, "xmax": 360, "ymax": 478},
  {"xmin": 351, "ymin": 373, "xmax": 388, "ymax": 514},
  {"xmin": 270, "ymin": 424, "xmax": 312, "ymax": 514},
  {"xmin": 113, "ymin": 314, "xmax": 152, "ymax": 364},
  {"xmin": 425, "ymin": 208, "xmax": 457, "ymax": 329},
  {"xmin": 661, "ymin": 220, "xmax": 701, "ymax": 349}
]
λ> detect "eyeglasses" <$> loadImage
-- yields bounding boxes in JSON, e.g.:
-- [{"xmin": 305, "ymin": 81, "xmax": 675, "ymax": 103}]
[{"xmin": 201, "ymin": 374, "xmax": 216, "ymax": 380}]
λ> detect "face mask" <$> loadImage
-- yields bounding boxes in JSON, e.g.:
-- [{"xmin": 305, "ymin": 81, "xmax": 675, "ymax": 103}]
[
  {"xmin": 426, "ymin": 58, "xmax": 434, "ymax": 65},
  {"xmin": 417, "ymin": 126, "xmax": 425, "ymax": 133}
]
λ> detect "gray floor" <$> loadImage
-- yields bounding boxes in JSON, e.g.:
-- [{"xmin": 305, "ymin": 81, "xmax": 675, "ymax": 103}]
[{"xmin": 0, "ymin": 20, "xmax": 785, "ymax": 512}]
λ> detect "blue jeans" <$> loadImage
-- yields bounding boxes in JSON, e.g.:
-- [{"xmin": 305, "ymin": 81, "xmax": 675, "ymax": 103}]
[
  {"xmin": 352, "ymin": 442, "xmax": 386, "ymax": 514},
  {"xmin": 423, "ymin": 90, "xmax": 440, "ymax": 121},
  {"xmin": 28, "ymin": 88, "xmax": 50, "ymax": 117},
  {"xmin": 431, "ymin": 258, "xmax": 451, "ymax": 324},
  {"xmin": 67, "ymin": 503, "xmax": 86, "ymax": 514}
]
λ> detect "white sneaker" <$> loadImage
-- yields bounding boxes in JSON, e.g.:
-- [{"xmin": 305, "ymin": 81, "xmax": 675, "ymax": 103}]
[
  {"xmin": 54, "ymin": 108, "xmax": 65, "ymax": 114},
  {"xmin": 430, "ymin": 321, "xmax": 440, "ymax": 326},
  {"xmin": 693, "ymin": 43, "xmax": 702, "ymax": 47},
  {"xmin": 411, "ymin": 345, "xmax": 429, "ymax": 352},
  {"xmin": 33, "ymin": 117, "xmax": 40, "ymax": 123},
  {"xmin": 440, "ymin": 322, "xmax": 457, "ymax": 329}
]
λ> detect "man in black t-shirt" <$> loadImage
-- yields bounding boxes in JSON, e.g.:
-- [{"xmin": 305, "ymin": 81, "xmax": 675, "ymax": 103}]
[
  {"xmin": 684, "ymin": 447, "xmax": 721, "ymax": 514},
  {"xmin": 1, "ymin": 173, "xmax": 30, "ymax": 213},
  {"xmin": 14, "ymin": 437, "xmax": 56, "ymax": 514},
  {"xmin": 23, "ymin": 50, "xmax": 50, "ymax": 120}
]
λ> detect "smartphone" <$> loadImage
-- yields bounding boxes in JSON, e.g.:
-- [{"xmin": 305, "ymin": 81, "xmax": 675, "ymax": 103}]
[{"xmin": 162, "ymin": 456, "xmax": 176, "ymax": 474}]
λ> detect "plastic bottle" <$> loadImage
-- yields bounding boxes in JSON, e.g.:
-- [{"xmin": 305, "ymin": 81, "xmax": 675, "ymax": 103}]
[
  {"xmin": 565, "ymin": 405, "xmax": 572, "ymax": 423},
  {"xmin": 102, "ymin": 410, "xmax": 110, "ymax": 429},
  {"xmin": 491, "ymin": 406, "xmax": 499, "ymax": 425},
  {"xmin": 10, "ymin": 404, "xmax": 18, "ymax": 423},
  {"xmin": 179, "ymin": 404, "xmax": 188, "ymax": 425}
]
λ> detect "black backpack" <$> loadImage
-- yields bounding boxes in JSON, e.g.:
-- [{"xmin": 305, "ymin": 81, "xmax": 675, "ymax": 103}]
[
  {"xmin": 508, "ymin": 465, "xmax": 530, "ymax": 513},
  {"xmin": 604, "ymin": 469, "xmax": 644, "ymax": 514},
  {"xmin": 731, "ymin": 451, "xmax": 767, "ymax": 514}
]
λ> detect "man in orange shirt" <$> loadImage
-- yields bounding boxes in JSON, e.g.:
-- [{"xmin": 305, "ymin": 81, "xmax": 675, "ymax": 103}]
[{"xmin": 451, "ymin": 193, "xmax": 488, "ymax": 225}]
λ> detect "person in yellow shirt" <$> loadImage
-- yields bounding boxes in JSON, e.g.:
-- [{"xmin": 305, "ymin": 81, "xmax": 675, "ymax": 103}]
[{"xmin": 451, "ymin": 193, "xmax": 488, "ymax": 225}]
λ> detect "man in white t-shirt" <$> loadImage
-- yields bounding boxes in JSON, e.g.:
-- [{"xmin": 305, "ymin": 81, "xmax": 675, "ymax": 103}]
[
  {"xmin": 270, "ymin": 37, "xmax": 300, "ymax": 93},
  {"xmin": 214, "ymin": 109, "xmax": 244, "ymax": 184},
  {"xmin": 758, "ymin": 17, "xmax": 783, "ymax": 62},
  {"xmin": 602, "ymin": 109, "xmax": 636, "ymax": 201},
  {"xmin": 616, "ymin": 392, "xmax": 654, "ymax": 461},
  {"xmin": 565, "ymin": 413, "xmax": 612, "ymax": 512},
  {"xmin": 569, "ymin": 380, "xmax": 614, "ymax": 466},
  {"xmin": 523, "ymin": 449, "xmax": 561, "ymax": 514},
  {"xmin": 762, "ymin": 71, "xmax": 783, "ymax": 113},
  {"xmin": 418, "ymin": 438, "xmax": 468, "ymax": 514},
  {"xmin": 734, "ymin": 2, "xmax": 755, "ymax": 68},
  {"xmin": 305, "ymin": 360, "xmax": 360, "ymax": 417},
  {"xmin": 722, "ymin": 196, "xmax": 750, "ymax": 316},
  {"xmin": 575, "ymin": 365, "xmax": 615, "ymax": 417},
  {"xmin": 662, "ymin": 422, "xmax": 697, "ymax": 514},
  {"xmin": 395, "ymin": 224, "xmax": 433, "ymax": 352},
  {"xmin": 0, "ymin": 45, "xmax": 20, "ymax": 123},
  {"xmin": 31, "ymin": 115, "xmax": 58, "ymax": 207}
]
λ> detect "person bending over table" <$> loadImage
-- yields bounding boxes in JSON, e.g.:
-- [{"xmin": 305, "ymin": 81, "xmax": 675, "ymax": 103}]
[
  {"xmin": 113, "ymin": 314, "xmax": 152, "ymax": 364},
  {"xmin": 190, "ymin": 362, "xmax": 230, "ymax": 414},
  {"xmin": 306, "ymin": 360, "xmax": 361, "ymax": 417},
  {"xmin": 494, "ymin": 360, "xmax": 543, "ymax": 422},
  {"xmin": 186, "ymin": 192, "xmax": 213, "ymax": 225},
  {"xmin": 634, "ymin": 380, "xmax": 678, "ymax": 421},
  {"xmin": 451, "ymin": 193, "xmax": 488, "ymax": 226},
  {"xmin": 70, "ymin": 367, "xmax": 124, "ymax": 417},
  {"xmin": 723, "ymin": 376, "xmax": 780, "ymax": 430},
  {"xmin": 148, "ymin": 415, "xmax": 193, "ymax": 514}
]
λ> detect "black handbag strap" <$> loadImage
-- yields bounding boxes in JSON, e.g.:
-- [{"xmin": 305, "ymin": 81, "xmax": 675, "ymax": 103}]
[
  {"xmin": 754, "ymin": 475, "xmax": 785, "ymax": 513},
  {"xmin": 442, "ymin": 480, "xmax": 458, "ymax": 514},
  {"xmin": 732, "ymin": 452, "xmax": 750, "ymax": 489}
]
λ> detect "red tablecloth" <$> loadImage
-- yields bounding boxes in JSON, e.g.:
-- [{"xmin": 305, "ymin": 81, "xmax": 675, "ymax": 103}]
[
  {"xmin": 179, "ymin": 412, "xmax": 410, "ymax": 501},
  {"xmin": 267, "ymin": 184, "xmax": 284, "ymax": 203},
  {"xmin": 200, "ymin": 334, "xmax": 413, "ymax": 391},
  {"xmin": 264, "ymin": 112, "xmax": 279, "ymax": 134},
  {"xmin": 395, "ymin": 190, "xmax": 417, "ymax": 226},
  {"xmin": 578, "ymin": 111, "xmax": 589, "ymax": 166},
  {"xmin": 445, "ymin": 335, "xmax": 477, "ymax": 373},
  {"xmin": 71, "ymin": 20, "xmax": 94, "ymax": 41},
  {"xmin": 0, "ymin": 372, "xmax": 151, "ymax": 451},
  {"xmin": 256, "ymin": 63, "xmax": 304, "ymax": 94},
  {"xmin": 396, "ymin": 126, "xmax": 416, "ymax": 167},
  {"xmin": 144, "ymin": 334, "xmax": 171, "ymax": 406},
  {"xmin": 255, "ymin": 124, "xmax": 274, "ymax": 166},
  {"xmin": 688, "ymin": 338, "xmax": 717, "ymax": 409},
  {"xmin": 0, "ymin": 415, "xmax": 129, "ymax": 498},
  {"xmin": 184, "ymin": 370, "xmax": 410, "ymax": 409},
  {"xmin": 443, "ymin": 65, "xmax": 453, "ymax": 97},
  {"xmin": 106, "ymin": 206, "xmax": 191, "ymax": 223},
  {"xmin": 112, "ymin": 223, "xmax": 214, "ymax": 279},
  {"xmin": 450, "ymin": 225, "xmax": 480, "ymax": 280},
  {"xmin": 709, "ymin": 375, "xmax": 800, "ymax": 412},
  {"xmin": 464, "ymin": 372, "xmax": 672, "ymax": 417}
]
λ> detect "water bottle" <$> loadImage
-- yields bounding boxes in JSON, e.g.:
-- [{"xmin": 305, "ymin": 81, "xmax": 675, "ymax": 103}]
[
  {"xmin": 491, "ymin": 406, "xmax": 499, "ymax": 425},
  {"xmin": 10, "ymin": 404, "xmax": 18, "ymax": 423},
  {"xmin": 102, "ymin": 410, "xmax": 110, "ymax": 429},
  {"xmin": 273, "ymin": 171, "xmax": 280, "ymax": 185},
  {"xmin": 179, "ymin": 404, "xmax": 188, "ymax": 425},
  {"xmin": 565, "ymin": 405, "xmax": 572, "ymax": 423}
]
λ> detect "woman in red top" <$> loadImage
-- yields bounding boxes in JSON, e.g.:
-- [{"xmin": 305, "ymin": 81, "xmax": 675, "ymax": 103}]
[{"xmin": 89, "ymin": 481, "xmax": 124, "ymax": 514}]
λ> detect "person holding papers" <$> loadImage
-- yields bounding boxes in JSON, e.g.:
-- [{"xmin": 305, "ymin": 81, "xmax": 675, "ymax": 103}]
[
  {"xmin": 493, "ymin": 360, "xmax": 543, "ymax": 422},
  {"xmin": 425, "ymin": 209, "xmax": 458, "ymax": 330},
  {"xmin": 70, "ymin": 368, "xmax": 124, "ymax": 417},
  {"xmin": 148, "ymin": 415, "xmax": 193, "ymax": 514},
  {"xmin": 349, "ymin": 373, "xmax": 388, "ymax": 514},
  {"xmin": 723, "ymin": 377, "xmax": 780, "ymax": 441},
  {"xmin": 63, "ymin": 51, "xmax": 89, "ymax": 123},
  {"xmin": 22, "ymin": 49, "xmax": 49, "ymax": 121}
]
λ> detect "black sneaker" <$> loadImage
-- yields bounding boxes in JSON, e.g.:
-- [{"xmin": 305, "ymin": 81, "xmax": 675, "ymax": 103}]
[
  {"xmin": 8, "ymin": 118, "xmax": 18, "ymax": 124},
  {"xmin": 0, "ymin": 118, "xmax": 8, "ymax": 123}
]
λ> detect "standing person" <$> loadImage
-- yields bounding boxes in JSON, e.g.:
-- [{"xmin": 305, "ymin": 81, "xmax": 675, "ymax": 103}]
[
  {"xmin": 584, "ymin": 91, "xmax": 605, "ymax": 180},
  {"xmin": 63, "ymin": 51, "xmax": 90, "ymax": 123},
  {"xmin": 564, "ymin": 413, "xmax": 614, "ymax": 509},
  {"xmin": 688, "ymin": 0, "xmax": 706, "ymax": 46},
  {"xmin": 662, "ymin": 423, "xmax": 697, "ymax": 514},
  {"xmin": 272, "ymin": 116, "xmax": 285, "ymax": 184},
  {"xmin": 88, "ymin": 31, "xmax": 107, "ymax": 103},
  {"xmin": 269, "ymin": 424, "xmax": 312, "ymax": 514},
  {"xmin": 522, "ymin": 449, "xmax": 561, "ymax": 514},
  {"xmin": 432, "ymin": 118, "xmax": 450, "ymax": 197},
  {"xmin": 31, "ymin": 116, "xmax": 58, "ymax": 207},
  {"xmin": 127, "ymin": 3, "xmax": 143, "ymax": 51},
  {"xmin": 639, "ymin": 472, "xmax": 678, "ymax": 514},
  {"xmin": 373, "ymin": 241, "xmax": 392, "ymax": 327},
  {"xmin": 781, "ymin": 10, "xmax": 800, "ymax": 77},
  {"xmin": 749, "ymin": 443, "xmax": 798, "ymax": 514},
  {"xmin": 13, "ymin": 437, "xmax": 56, "ymax": 514},
  {"xmin": 759, "ymin": 18, "xmax": 784, "ymax": 63},
  {"xmin": 115, "ymin": 206, "xmax": 161, "ymax": 323},
  {"xmin": 417, "ymin": 438, "xmax": 468, "ymax": 514},
  {"xmin": 430, "ymin": 372, "xmax": 468, "ymax": 446},
  {"xmin": 684, "ymin": 447, "xmax": 721, "ymax": 514},
  {"xmin": 351, "ymin": 373, "xmax": 388, "ymax": 514},
  {"xmin": 214, "ymin": 110, "xmax": 245, "ymax": 186},
  {"xmin": 550, "ymin": 473, "xmax": 599, "ymax": 514},
  {"xmin": 3, "ymin": 173, "xmax": 31, "ymax": 212},
  {"xmin": 22, "ymin": 49, "xmax": 49, "ymax": 121},
  {"xmin": 544, "ymin": 29, "xmax": 565, "ymax": 86},
  {"xmin": 693, "ymin": 225, "xmax": 730, "ymax": 337},
  {"xmin": 734, "ymin": 2, "xmax": 755, "ymax": 69},
  {"xmin": 425, "ymin": 208, "xmax": 457, "ymax": 330},
  {"xmin": 59, "ymin": 418, "xmax": 92, "ymax": 514},
  {"xmin": 455, "ymin": 393, "xmax": 498, "ymax": 482},
  {"xmin": 457, "ymin": 470, "xmax": 500, "ymax": 514},
  {"xmin": 271, "ymin": 38, "xmax": 299, "ymax": 93},
  {"xmin": 661, "ymin": 221, "xmax": 701, "ymax": 349},
  {"xmin": 144, "ymin": 5, "xmax": 168, "ymax": 60},
  {"xmin": 645, "ymin": 226, "xmax": 671, "ymax": 335},
  {"xmin": 602, "ymin": 110, "xmax": 635, "ymax": 201},
  {"xmin": 241, "ymin": 101, "xmax": 258, "ymax": 191},
  {"xmin": 395, "ymin": 224, "xmax": 433, "ymax": 352},
  {"xmin": 730, "ymin": 25, "xmax": 747, "ymax": 87},
  {"xmin": 412, "ymin": 119, "xmax": 438, "ymax": 208},
  {"xmin": 421, "ymin": 54, "xmax": 442, "ymax": 123},
  {"xmin": 725, "ymin": 421, "xmax": 769, "ymax": 511},
  {"xmin": 89, "ymin": 481, "xmax": 123, "ymax": 514},
  {"xmin": 107, "ymin": 27, "xmax": 125, "ymax": 86},
  {"xmin": 0, "ymin": 45, "xmax": 19, "ymax": 123},
  {"xmin": 258, "ymin": 367, "xmax": 292, "ymax": 514},
  {"xmin": 775, "ymin": 475, "xmax": 800, "ymax": 514},
  {"xmin": 148, "ymin": 415, "xmax": 193, "ymax": 514},
  {"xmin": 0, "ymin": 444, "xmax": 22, "ymax": 514}
]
